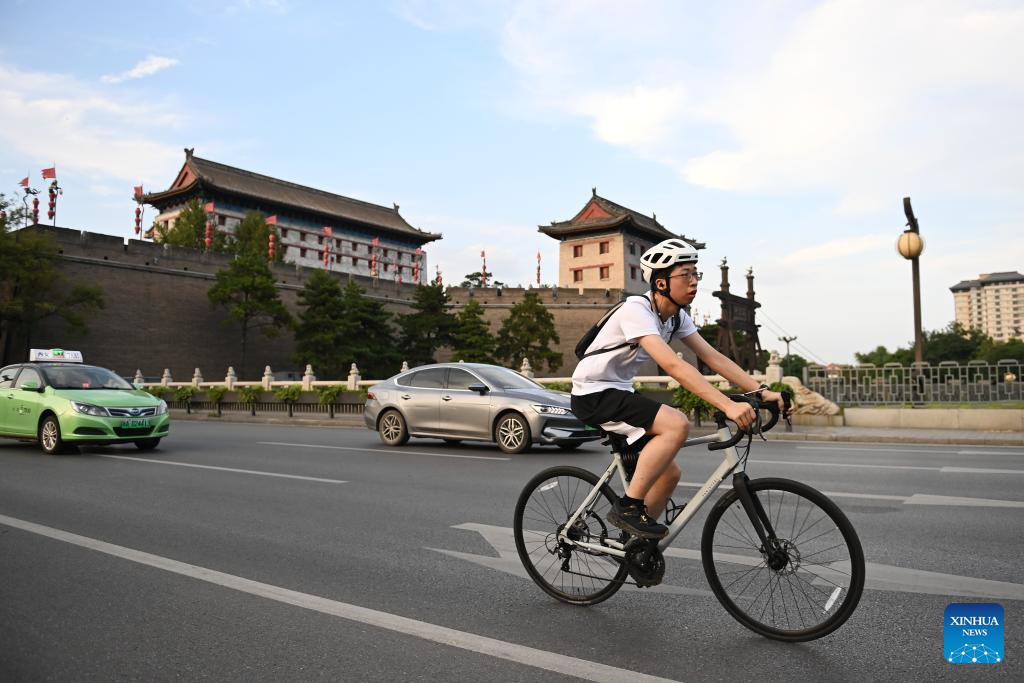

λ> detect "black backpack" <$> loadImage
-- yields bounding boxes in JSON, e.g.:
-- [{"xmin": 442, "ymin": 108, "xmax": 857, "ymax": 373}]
[{"xmin": 574, "ymin": 296, "xmax": 680, "ymax": 360}]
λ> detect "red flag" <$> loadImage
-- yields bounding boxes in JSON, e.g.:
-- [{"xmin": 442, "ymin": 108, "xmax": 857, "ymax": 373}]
[
  {"xmin": 41, "ymin": 167, "xmax": 56, "ymax": 180},
  {"xmin": 19, "ymin": 177, "xmax": 29, "ymax": 187},
  {"xmin": 323, "ymin": 226, "xmax": 333, "ymax": 237},
  {"xmin": 265, "ymin": 215, "xmax": 278, "ymax": 225},
  {"xmin": 133, "ymin": 185, "xmax": 143, "ymax": 201}
]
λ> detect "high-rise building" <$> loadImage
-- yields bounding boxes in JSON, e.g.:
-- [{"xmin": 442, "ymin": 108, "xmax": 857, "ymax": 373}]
[
  {"xmin": 950, "ymin": 271, "xmax": 1024, "ymax": 341},
  {"xmin": 539, "ymin": 188, "xmax": 704, "ymax": 295},
  {"xmin": 144, "ymin": 149, "xmax": 440, "ymax": 282}
]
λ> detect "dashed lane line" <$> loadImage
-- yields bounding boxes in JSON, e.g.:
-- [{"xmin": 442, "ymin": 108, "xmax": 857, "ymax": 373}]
[
  {"xmin": 0, "ymin": 514, "xmax": 679, "ymax": 683},
  {"xmin": 95, "ymin": 455, "xmax": 347, "ymax": 484},
  {"xmin": 257, "ymin": 442, "xmax": 510, "ymax": 461}
]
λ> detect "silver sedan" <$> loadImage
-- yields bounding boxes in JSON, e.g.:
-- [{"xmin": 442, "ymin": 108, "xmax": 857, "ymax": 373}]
[{"xmin": 363, "ymin": 363, "xmax": 601, "ymax": 454}]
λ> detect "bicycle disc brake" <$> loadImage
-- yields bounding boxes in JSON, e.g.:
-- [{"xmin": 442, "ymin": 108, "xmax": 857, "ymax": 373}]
[{"xmin": 623, "ymin": 539, "xmax": 666, "ymax": 588}]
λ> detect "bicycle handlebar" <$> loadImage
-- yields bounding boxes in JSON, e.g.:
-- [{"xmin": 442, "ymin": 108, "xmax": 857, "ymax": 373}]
[{"xmin": 707, "ymin": 391, "xmax": 792, "ymax": 451}]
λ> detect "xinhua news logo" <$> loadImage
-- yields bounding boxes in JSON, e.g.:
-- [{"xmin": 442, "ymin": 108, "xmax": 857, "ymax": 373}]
[{"xmin": 945, "ymin": 603, "xmax": 1003, "ymax": 663}]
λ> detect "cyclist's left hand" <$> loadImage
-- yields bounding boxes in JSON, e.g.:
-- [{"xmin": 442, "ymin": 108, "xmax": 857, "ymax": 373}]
[{"xmin": 760, "ymin": 390, "xmax": 792, "ymax": 418}]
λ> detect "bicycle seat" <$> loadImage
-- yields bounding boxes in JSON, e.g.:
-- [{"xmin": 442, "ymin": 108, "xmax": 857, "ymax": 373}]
[{"xmin": 600, "ymin": 430, "xmax": 652, "ymax": 455}]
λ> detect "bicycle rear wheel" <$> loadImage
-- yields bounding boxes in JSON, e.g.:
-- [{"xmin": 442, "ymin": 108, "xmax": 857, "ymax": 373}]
[
  {"xmin": 701, "ymin": 477, "xmax": 865, "ymax": 642},
  {"xmin": 514, "ymin": 466, "xmax": 628, "ymax": 606}
]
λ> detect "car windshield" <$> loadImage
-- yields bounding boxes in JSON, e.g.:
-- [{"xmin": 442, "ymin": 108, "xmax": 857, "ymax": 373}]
[
  {"xmin": 41, "ymin": 365, "xmax": 134, "ymax": 390},
  {"xmin": 473, "ymin": 366, "xmax": 545, "ymax": 391}
]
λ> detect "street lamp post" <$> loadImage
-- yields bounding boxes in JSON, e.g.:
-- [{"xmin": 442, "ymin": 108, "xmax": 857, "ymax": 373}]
[{"xmin": 897, "ymin": 197, "xmax": 925, "ymax": 365}]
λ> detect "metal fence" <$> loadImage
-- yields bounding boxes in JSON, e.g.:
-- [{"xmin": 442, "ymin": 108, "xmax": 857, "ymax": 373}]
[{"xmin": 804, "ymin": 360, "xmax": 1023, "ymax": 405}]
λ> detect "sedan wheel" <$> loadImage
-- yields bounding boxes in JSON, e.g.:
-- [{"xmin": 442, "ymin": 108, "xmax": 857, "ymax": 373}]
[
  {"xmin": 39, "ymin": 416, "xmax": 65, "ymax": 455},
  {"xmin": 496, "ymin": 413, "xmax": 531, "ymax": 454},
  {"xmin": 379, "ymin": 409, "xmax": 410, "ymax": 446}
]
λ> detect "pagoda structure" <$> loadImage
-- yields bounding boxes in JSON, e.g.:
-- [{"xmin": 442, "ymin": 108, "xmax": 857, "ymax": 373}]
[
  {"xmin": 144, "ymin": 149, "xmax": 441, "ymax": 282},
  {"xmin": 539, "ymin": 188, "xmax": 705, "ymax": 295},
  {"xmin": 712, "ymin": 259, "xmax": 763, "ymax": 372}
]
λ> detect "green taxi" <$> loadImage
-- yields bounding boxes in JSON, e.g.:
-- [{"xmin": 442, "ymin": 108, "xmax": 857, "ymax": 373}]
[{"xmin": 0, "ymin": 349, "xmax": 170, "ymax": 454}]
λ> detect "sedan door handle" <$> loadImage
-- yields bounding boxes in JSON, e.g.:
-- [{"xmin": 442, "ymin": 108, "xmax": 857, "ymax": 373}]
[
  {"xmin": 400, "ymin": 394, "xmax": 412, "ymax": 400},
  {"xmin": 441, "ymin": 396, "xmax": 452, "ymax": 401}
]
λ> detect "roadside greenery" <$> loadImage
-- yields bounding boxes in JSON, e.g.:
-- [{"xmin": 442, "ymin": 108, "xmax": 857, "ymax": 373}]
[
  {"xmin": 451, "ymin": 298, "xmax": 496, "ymax": 364},
  {"xmin": 317, "ymin": 384, "xmax": 347, "ymax": 404},
  {"xmin": 0, "ymin": 193, "xmax": 105, "ymax": 365},
  {"xmin": 208, "ymin": 251, "xmax": 292, "ymax": 377},
  {"xmin": 398, "ymin": 283, "xmax": 457, "ymax": 367},
  {"xmin": 293, "ymin": 270, "xmax": 349, "ymax": 378},
  {"xmin": 496, "ymin": 291, "xmax": 562, "ymax": 372},
  {"xmin": 855, "ymin": 322, "xmax": 1024, "ymax": 365}
]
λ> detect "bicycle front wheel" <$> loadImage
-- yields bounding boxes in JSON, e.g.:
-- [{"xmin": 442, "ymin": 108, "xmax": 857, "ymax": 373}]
[
  {"xmin": 514, "ymin": 466, "xmax": 628, "ymax": 606},
  {"xmin": 701, "ymin": 477, "xmax": 865, "ymax": 642}
]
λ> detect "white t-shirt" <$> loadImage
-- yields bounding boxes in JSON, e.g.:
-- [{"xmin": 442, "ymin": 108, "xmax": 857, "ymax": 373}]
[{"xmin": 571, "ymin": 294, "xmax": 698, "ymax": 395}]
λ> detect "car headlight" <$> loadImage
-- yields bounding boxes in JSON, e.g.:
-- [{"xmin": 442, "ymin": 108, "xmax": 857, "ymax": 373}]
[
  {"xmin": 71, "ymin": 402, "xmax": 110, "ymax": 417},
  {"xmin": 155, "ymin": 400, "xmax": 168, "ymax": 415},
  {"xmin": 531, "ymin": 404, "xmax": 571, "ymax": 416}
]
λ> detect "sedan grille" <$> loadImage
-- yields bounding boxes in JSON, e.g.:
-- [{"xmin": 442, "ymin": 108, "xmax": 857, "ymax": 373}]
[{"xmin": 108, "ymin": 407, "xmax": 157, "ymax": 417}]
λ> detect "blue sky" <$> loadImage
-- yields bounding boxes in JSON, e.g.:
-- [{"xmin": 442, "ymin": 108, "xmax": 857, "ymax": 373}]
[{"xmin": 2, "ymin": 0, "xmax": 1022, "ymax": 363}]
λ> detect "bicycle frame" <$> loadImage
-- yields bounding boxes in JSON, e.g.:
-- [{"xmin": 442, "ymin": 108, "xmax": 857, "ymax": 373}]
[{"xmin": 558, "ymin": 426, "xmax": 748, "ymax": 557}]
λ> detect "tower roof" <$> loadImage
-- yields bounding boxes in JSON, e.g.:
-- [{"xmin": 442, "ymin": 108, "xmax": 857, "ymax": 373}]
[
  {"xmin": 144, "ymin": 149, "xmax": 441, "ymax": 243},
  {"xmin": 538, "ymin": 190, "xmax": 704, "ymax": 248}
]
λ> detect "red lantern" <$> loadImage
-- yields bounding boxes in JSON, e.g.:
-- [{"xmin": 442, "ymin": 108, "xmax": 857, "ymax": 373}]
[
  {"xmin": 48, "ymin": 188, "xmax": 56, "ymax": 220},
  {"xmin": 268, "ymin": 233, "xmax": 276, "ymax": 259},
  {"xmin": 31, "ymin": 197, "xmax": 39, "ymax": 224},
  {"xmin": 205, "ymin": 221, "xmax": 213, "ymax": 249},
  {"xmin": 134, "ymin": 207, "xmax": 142, "ymax": 235}
]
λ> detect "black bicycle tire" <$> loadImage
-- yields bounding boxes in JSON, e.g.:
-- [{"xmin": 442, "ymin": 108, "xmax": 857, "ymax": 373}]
[
  {"xmin": 701, "ymin": 477, "xmax": 865, "ymax": 642},
  {"xmin": 514, "ymin": 466, "xmax": 628, "ymax": 606}
]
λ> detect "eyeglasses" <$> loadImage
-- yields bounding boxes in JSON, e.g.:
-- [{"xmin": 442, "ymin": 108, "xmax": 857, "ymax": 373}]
[{"xmin": 668, "ymin": 271, "xmax": 703, "ymax": 282}]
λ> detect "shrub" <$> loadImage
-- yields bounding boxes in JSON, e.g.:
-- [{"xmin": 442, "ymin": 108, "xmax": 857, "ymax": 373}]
[
  {"xmin": 274, "ymin": 385, "xmax": 303, "ymax": 403},
  {"xmin": 543, "ymin": 381, "xmax": 572, "ymax": 393},
  {"xmin": 207, "ymin": 385, "xmax": 229, "ymax": 404},
  {"xmin": 145, "ymin": 386, "xmax": 170, "ymax": 399},
  {"xmin": 317, "ymin": 384, "xmax": 347, "ymax": 404},
  {"xmin": 237, "ymin": 386, "xmax": 263, "ymax": 405},
  {"xmin": 174, "ymin": 386, "xmax": 197, "ymax": 402}
]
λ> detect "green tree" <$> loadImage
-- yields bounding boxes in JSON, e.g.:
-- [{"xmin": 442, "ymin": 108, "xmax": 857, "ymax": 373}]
[
  {"xmin": 1, "ymin": 198, "xmax": 105, "ymax": 364},
  {"xmin": 496, "ymin": 291, "xmax": 562, "ymax": 372},
  {"xmin": 208, "ymin": 252, "xmax": 292, "ymax": 377},
  {"xmin": 854, "ymin": 344, "xmax": 914, "ymax": 366},
  {"xmin": 338, "ymin": 281, "xmax": 401, "ymax": 379},
  {"xmin": 397, "ymin": 283, "xmax": 457, "ymax": 366},
  {"xmin": 922, "ymin": 322, "xmax": 989, "ymax": 364},
  {"xmin": 460, "ymin": 271, "xmax": 506, "ymax": 288},
  {"xmin": 451, "ymin": 298, "xmax": 496, "ymax": 363},
  {"xmin": 231, "ymin": 211, "xmax": 283, "ymax": 261},
  {"xmin": 781, "ymin": 353, "xmax": 809, "ymax": 378},
  {"xmin": 976, "ymin": 337, "xmax": 1024, "ymax": 364},
  {"xmin": 293, "ymin": 270, "xmax": 348, "ymax": 378}
]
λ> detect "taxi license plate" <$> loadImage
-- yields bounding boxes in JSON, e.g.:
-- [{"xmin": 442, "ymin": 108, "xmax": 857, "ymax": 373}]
[{"xmin": 121, "ymin": 418, "xmax": 150, "ymax": 428}]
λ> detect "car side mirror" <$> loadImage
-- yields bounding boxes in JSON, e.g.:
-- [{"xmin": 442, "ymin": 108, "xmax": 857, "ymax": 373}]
[
  {"xmin": 467, "ymin": 384, "xmax": 489, "ymax": 395},
  {"xmin": 20, "ymin": 381, "xmax": 42, "ymax": 392}
]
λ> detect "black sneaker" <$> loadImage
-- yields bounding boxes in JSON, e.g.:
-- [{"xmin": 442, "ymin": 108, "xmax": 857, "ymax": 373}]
[{"xmin": 607, "ymin": 499, "xmax": 669, "ymax": 539}]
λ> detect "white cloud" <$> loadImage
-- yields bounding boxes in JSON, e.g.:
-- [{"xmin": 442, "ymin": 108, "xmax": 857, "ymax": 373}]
[
  {"xmin": 0, "ymin": 62, "xmax": 184, "ymax": 185},
  {"xmin": 781, "ymin": 233, "xmax": 893, "ymax": 266},
  {"xmin": 473, "ymin": 0, "xmax": 1024, "ymax": 213},
  {"xmin": 100, "ymin": 56, "xmax": 179, "ymax": 84}
]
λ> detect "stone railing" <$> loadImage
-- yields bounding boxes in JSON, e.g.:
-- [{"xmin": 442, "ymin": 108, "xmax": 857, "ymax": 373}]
[{"xmin": 139, "ymin": 351, "xmax": 839, "ymax": 419}]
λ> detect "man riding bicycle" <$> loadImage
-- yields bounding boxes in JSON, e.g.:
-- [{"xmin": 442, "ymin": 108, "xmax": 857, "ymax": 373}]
[{"xmin": 570, "ymin": 238, "xmax": 791, "ymax": 540}]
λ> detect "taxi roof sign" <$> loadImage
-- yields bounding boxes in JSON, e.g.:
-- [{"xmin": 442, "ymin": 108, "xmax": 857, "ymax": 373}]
[{"xmin": 29, "ymin": 348, "xmax": 84, "ymax": 363}]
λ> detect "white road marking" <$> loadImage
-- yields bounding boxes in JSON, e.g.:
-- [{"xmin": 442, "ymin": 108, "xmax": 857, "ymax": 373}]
[
  {"xmin": 451, "ymin": 523, "xmax": 1024, "ymax": 601},
  {"xmin": 958, "ymin": 450, "xmax": 1024, "ymax": 456},
  {"xmin": 677, "ymin": 482, "xmax": 1023, "ymax": 507},
  {"xmin": 0, "ymin": 514, "xmax": 680, "ymax": 683},
  {"xmin": 95, "ymin": 455, "xmax": 347, "ymax": 484},
  {"xmin": 257, "ymin": 442, "xmax": 509, "ymax": 461},
  {"xmin": 753, "ymin": 459, "xmax": 938, "ymax": 472},
  {"xmin": 796, "ymin": 446, "xmax": 944, "ymax": 454},
  {"xmin": 940, "ymin": 466, "xmax": 1024, "ymax": 475}
]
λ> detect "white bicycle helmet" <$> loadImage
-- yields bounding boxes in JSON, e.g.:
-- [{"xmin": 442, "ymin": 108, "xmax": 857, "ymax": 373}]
[{"xmin": 639, "ymin": 238, "xmax": 699, "ymax": 283}]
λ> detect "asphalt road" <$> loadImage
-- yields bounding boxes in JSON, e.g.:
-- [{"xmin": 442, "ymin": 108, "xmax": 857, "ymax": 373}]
[{"xmin": 1, "ymin": 423, "xmax": 1022, "ymax": 682}]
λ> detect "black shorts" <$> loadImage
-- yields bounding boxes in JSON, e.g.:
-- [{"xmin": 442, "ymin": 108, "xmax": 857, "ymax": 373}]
[{"xmin": 570, "ymin": 389, "xmax": 662, "ymax": 442}]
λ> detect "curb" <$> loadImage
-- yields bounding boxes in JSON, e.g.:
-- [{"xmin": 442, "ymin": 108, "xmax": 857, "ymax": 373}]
[{"xmin": 168, "ymin": 411, "xmax": 1023, "ymax": 447}]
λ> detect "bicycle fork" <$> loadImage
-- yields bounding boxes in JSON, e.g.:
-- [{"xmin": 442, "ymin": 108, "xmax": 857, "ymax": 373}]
[{"xmin": 732, "ymin": 472, "xmax": 788, "ymax": 571}]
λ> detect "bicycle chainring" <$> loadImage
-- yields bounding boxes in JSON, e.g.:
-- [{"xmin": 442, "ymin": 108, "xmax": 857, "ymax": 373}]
[{"xmin": 623, "ymin": 539, "xmax": 666, "ymax": 588}]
